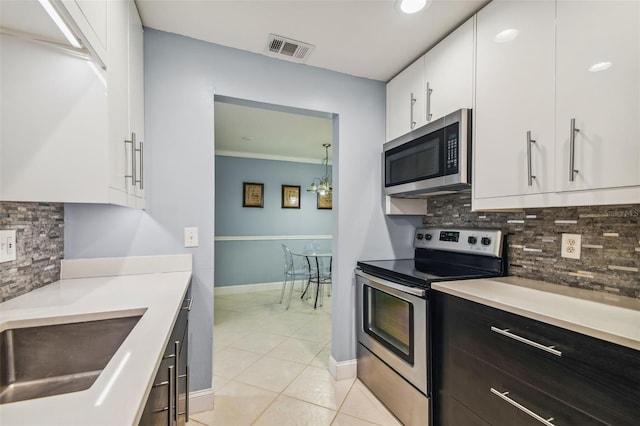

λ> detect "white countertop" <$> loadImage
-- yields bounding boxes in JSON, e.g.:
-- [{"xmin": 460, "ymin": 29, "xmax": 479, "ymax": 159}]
[
  {"xmin": 0, "ymin": 255, "xmax": 192, "ymax": 426},
  {"xmin": 432, "ymin": 276, "xmax": 640, "ymax": 351}
]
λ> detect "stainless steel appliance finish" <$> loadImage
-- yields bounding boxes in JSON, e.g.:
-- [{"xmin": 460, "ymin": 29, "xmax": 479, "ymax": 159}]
[
  {"xmin": 358, "ymin": 344, "xmax": 430, "ymax": 426},
  {"xmin": 0, "ymin": 315, "xmax": 142, "ymax": 404},
  {"xmin": 383, "ymin": 108, "xmax": 471, "ymax": 198},
  {"xmin": 356, "ymin": 227, "xmax": 506, "ymax": 426},
  {"xmin": 356, "ymin": 271, "xmax": 428, "ymax": 394}
]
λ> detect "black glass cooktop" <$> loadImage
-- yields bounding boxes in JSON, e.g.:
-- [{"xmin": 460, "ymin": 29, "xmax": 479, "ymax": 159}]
[{"xmin": 356, "ymin": 258, "xmax": 498, "ymax": 289}]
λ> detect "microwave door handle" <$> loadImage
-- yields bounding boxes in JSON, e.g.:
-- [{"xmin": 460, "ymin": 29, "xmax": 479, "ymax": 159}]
[
  {"xmin": 410, "ymin": 92, "xmax": 417, "ymax": 129},
  {"xmin": 426, "ymin": 82, "xmax": 433, "ymax": 122},
  {"xmin": 527, "ymin": 131, "xmax": 536, "ymax": 186}
]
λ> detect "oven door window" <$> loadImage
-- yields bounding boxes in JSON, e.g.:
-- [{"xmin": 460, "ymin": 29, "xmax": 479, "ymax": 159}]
[{"xmin": 363, "ymin": 285, "xmax": 414, "ymax": 365}]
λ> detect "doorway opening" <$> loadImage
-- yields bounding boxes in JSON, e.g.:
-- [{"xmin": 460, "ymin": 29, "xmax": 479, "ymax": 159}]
[{"xmin": 210, "ymin": 95, "xmax": 344, "ymax": 423}]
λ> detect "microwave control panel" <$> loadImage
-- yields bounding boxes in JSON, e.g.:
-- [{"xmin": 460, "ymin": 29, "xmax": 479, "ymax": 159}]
[{"xmin": 445, "ymin": 127, "xmax": 459, "ymax": 174}]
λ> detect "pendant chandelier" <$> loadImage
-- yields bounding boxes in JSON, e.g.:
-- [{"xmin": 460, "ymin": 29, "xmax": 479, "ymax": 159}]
[{"xmin": 307, "ymin": 143, "xmax": 332, "ymax": 196}]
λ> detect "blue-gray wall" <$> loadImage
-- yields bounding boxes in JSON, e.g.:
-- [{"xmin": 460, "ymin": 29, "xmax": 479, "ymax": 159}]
[
  {"xmin": 215, "ymin": 155, "xmax": 332, "ymax": 287},
  {"xmin": 64, "ymin": 28, "xmax": 421, "ymax": 392}
]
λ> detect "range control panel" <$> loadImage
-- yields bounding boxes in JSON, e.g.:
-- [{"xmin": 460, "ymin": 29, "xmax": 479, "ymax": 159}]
[{"xmin": 414, "ymin": 228, "xmax": 503, "ymax": 257}]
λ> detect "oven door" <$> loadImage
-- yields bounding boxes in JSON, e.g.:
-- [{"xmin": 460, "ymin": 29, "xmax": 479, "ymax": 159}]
[{"xmin": 356, "ymin": 271, "xmax": 428, "ymax": 395}]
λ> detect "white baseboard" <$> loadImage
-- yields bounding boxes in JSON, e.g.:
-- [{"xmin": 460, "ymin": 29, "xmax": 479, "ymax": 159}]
[
  {"xmin": 329, "ymin": 355, "xmax": 357, "ymax": 381},
  {"xmin": 189, "ymin": 388, "xmax": 214, "ymax": 413},
  {"xmin": 214, "ymin": 281, "xmax": 282, "ymax": 295}
]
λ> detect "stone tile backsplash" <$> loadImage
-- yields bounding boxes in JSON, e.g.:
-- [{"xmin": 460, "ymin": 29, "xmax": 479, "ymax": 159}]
[
  {"xmin": 0, "ymin": 202, "xmax": 64, "ymax": 302},
  {"xmin": 424, "ymin": 193, "xmax": 640, "ymax": 299}
]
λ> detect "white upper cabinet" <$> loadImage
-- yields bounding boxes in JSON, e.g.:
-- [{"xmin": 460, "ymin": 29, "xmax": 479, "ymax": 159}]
[
  {"xmin": 386, "ymin": 18, "xmax": 475, "ymax": 143},
  {"xmin": 423, "ymin": 17, "xmax": 475, "ymax": 124},
  {"xmin": 554, "ymin": 0, "xmax": 640, "ymax": 192},
  {"xmin": 474, "ymin": 0, "xmax": 556, "ymax": 199},
  {"xmin": 128, "ymin": 0, "xmax": 145, "ymax": 206},
  {"xmin": 106, "ymin": 0, "xmax": 145, "ymax": 207},
  {"xmin": 473, "ymin": 0, "xmax": 640, "ymax": 209},
  {"xmin": 386, "ymin": 57, "xmax": 426, "ymax": 142},
  {"xmin": 0, "ymin": 0, "xmax": 145, "ymax": 207}
]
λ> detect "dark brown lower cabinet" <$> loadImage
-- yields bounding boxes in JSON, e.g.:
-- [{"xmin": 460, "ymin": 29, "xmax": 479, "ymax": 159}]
[
  {"xmin": 139, "ymin": 286, "xmax": 191, "ymax": 426},
  {"xmin": 434, "ymin": 292, "xmax": 640, "ymax": 426}
]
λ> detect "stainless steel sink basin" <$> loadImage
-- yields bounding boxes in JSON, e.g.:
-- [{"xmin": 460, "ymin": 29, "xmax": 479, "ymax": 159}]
[{"xmin": 0, "ymin": 314, "xmax": 142, "ymax": 404}]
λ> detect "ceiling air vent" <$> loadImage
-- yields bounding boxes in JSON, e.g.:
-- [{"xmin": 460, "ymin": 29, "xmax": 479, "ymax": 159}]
[{"xmin": 265, "ymin": 34, "xmax": 315, "ymax": 63}]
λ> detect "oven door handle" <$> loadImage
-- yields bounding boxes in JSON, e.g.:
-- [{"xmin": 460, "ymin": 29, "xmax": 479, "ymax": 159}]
[{"xmin": 356, "ymin": 270, "xmax": 426, "ymax": 297}]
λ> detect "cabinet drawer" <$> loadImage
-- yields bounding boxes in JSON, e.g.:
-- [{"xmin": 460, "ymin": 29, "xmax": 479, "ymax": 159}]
[
  {"xmin": 440, "ymin": 294, "xmax": 640, "ymax": 425},
  {"xmin": 449, "ymin": 348, "xmax": 602, "ymax": 426}
]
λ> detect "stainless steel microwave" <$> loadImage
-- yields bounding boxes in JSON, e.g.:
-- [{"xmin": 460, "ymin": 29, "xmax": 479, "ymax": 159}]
[{"xmin": 383, "ymin": 108, "xmax": 471, "ymax": 197}]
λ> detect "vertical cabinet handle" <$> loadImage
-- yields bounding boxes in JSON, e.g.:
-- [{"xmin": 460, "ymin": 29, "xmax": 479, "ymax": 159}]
[
  {"xmin": 490, "ymin": 388, "xmax": 556, "ymax": 426},
  {"xmin": 569, "ymin": 118, "xmax": 580, "ymax": 182},
  {"xmin": 124, "ymin": 133, "xmax": 143, "ymax": 191},
  {"xmin": 124, "ymin": 133, "xmax": 136, "ymax": 186},
  {"xmin": 167, "ymin": 365, "xmax": 175, "ymax": 426},
  {"xmin": 527, "ymin": 131, "xmax": 536, "ymax": 186},
  {"xmin": 135, "ymin": 140, "xmax": 144, "ymax": 190},
  {"xmin": 174, "ymin": 341, "xmax": 180, "ymax": 424},
  {"xmin": 426, "ymin": 82, "xmax": 433, "ymax": 122},
  {"xmin": 410, "ymin": 93, "xmax": 417, "ymax": 129}
]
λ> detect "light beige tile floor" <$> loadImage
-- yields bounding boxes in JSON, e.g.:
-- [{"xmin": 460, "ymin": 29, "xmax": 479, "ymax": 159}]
[{"xmin": 189, "ymin": 287, "xmax": 402, "ymax": 426}]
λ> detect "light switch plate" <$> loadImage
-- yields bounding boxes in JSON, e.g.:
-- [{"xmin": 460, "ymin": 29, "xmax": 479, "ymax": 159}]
[
  {"xmin": 184, "ymin": 227, "xmax": 199, "ymax": 248},
  {"xmin": 561, "ymin": 233, "xmax": 581, "ymax": 259},
  {"xmin": 0, "ymin": 229, "xmax": 17, "ymax": 263}
]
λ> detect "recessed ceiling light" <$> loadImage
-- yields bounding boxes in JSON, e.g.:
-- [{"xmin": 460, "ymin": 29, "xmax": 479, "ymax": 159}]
[
  {"xmin": 588, "ymin": 61, "xmax": 612, "ymax": 72},
  {"xmin": 494, "ymin": 29, "xmax": 519, "ymax": 43},
  {"xmin": 397, "ymin": 0, "xmax": 430, "ymax": 14}
]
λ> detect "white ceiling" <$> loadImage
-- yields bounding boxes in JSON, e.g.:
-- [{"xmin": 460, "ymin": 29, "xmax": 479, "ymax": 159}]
[
  {"xmin": 136, "ymin": 1, "xmax": 489, "ymax": 161},
  {"xmin": 214, "ymin": 100, "xmax": 334, "ymax": 164},
  {"xmin": 136, "ymin": 0, "xmax": 489, "ymax": 82}
]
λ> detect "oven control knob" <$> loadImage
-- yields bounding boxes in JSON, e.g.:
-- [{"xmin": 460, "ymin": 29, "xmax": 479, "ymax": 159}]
[
  {"xmin": 425, "ymin": 234, "xmax": 432, "ymax": 241},
  {"xmin": 416, "ymin": 233, "xmax": 424, "ymax": 240},
  {"xmin": 468, "ymin": 236, "xmax": 477, "ymax": 245},
  {"xmin": 481, "ymin": 237, "xmax": 492, "ymax": 246}
]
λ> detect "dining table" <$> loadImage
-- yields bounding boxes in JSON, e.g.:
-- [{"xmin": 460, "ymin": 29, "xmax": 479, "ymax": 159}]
[{"xmin": 293, "ymin": 249, "xmax": 332, "ymax": 309}]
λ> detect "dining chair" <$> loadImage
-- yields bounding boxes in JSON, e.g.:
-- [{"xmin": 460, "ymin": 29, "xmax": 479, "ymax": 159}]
[
  {"xmin": 279, "ymin": 243, "xmax": 311, "ymax": 309},
  {"xmin": 302, "ymin": 241, "xmax": 332, "ymax": 307}
]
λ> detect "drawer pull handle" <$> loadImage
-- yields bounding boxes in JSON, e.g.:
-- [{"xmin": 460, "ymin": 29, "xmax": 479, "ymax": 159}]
[
  {"xmin": 490, "ymin": 387, "xmax": 556, "ymax": 426},
  {"xmin": 490, "ymin": 326, "xmax": 562, "ymax": 357}
]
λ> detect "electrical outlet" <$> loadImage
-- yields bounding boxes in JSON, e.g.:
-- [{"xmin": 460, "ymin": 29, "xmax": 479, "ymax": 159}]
[
  {"xmin": 561, "ymin": 233, "xmax": 581, "ymax": 259},
  {"xmin": 0, "ymin": 229, "xmax": 17, "ymax": 263},
  {"xmin": 184, "ymin": 227, "xmax": 199, "ymax": 248}
]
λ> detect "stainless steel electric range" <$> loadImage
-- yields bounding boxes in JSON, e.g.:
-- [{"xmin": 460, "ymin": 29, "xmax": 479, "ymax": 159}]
[{"xmin": 355, "ymin": 227, "xmax": 507, "ymax": 426}]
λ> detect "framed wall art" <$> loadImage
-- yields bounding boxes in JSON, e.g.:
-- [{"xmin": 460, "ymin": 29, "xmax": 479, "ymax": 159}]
[
  {"xmin": 281, "ymin": 185, "xmax": 301, "ymax": 209},
  {"xmin": 317, "ymin": 191, "xmax": 332, "ymax": 209},
  {"xmin": 243, "ymin": 182, "xmax": 264, "ymax": 208}
]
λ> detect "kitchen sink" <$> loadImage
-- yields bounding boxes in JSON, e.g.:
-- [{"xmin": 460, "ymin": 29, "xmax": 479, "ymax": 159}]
[{"xmin": 0, "ymin": 314, "xmax": 142, "ymax": 404}]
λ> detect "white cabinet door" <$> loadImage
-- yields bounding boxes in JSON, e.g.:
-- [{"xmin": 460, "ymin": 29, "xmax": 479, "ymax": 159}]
[
  {"xmin": 555, "ymin": 0, "xmax": 640, "ymax": 192},
  {"xmin": 423, "ymin": 17, "xmax": 474, "ymax": 123},
  {"xmin": 474, "ymin": 0, "xmax": 556, "ymax": 199},
  {"xmin": 107, "ymin": 0, "xmax": 130, "ymax": 200},
  {"xmin": 128, "ymin": 0, "xmax": 145, "ymax": 205},
  {"xmin": 386, "ymin": 56, "xmax": 426, "ymax": 141}
]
